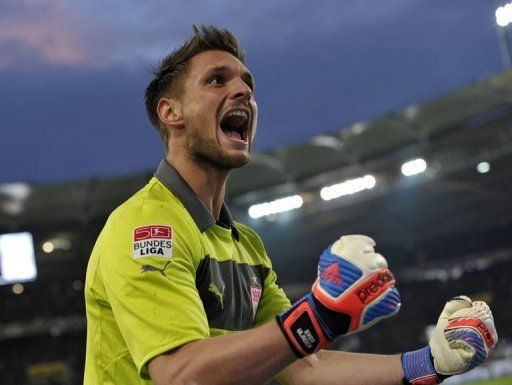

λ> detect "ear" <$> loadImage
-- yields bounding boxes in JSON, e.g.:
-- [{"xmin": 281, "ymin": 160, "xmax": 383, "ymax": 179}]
[{"xmin": 157, "ymin": 97, "xmax": 184, "ymax": 128}]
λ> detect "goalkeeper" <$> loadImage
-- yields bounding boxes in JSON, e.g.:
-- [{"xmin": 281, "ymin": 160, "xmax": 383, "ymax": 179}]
[{"xmin": 83, "ymin": 25, "xmax": 498, "ymax": 385}]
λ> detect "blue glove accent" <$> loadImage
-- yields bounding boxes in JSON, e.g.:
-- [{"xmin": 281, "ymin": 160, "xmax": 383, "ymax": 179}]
[
  {"xmin": 444, "ymin": 328, "xmax": 487, "ymax": 370},
  {"xmin": 317, "ymin": 246, "xmax": 362, "ymax": 298},
  {"xmin": 362, "ymin": 287, "xmax": 401, "ymax": 325},
  {"xmin": 402, "ymin": 346, "xmax": 439, "ymax": 385}
]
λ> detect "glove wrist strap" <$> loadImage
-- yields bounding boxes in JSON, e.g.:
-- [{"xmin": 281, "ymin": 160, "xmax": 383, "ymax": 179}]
[
  {"xmin": 402, "ymin": 346, "xmax": 445, "ymax": 385},
  {"xmin": 276, "ymin": 294, "xmax": 333, "ymax": 357}
]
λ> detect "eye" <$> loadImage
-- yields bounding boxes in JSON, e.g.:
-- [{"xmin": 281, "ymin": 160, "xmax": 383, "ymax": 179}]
[{"xmin": 207, "ymin": 75, "xmax": 224, "ymax": 85}]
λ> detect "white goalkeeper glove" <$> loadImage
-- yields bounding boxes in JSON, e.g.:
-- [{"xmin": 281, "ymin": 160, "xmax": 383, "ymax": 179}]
[
  {"xmin": 277, "ymin": 235, "xmax": 401, "ymax": 357},
  {"xmin": 402, "ymin": 296, "xmax": 498, "ymax": 385}
]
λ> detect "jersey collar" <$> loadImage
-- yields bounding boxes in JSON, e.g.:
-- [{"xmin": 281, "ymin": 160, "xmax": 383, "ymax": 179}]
[{"xmin": 155, "ymin": 159, "xmax": 240, "ymax": 241}]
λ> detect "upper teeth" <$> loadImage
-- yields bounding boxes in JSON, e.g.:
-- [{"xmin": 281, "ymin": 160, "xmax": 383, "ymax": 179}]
[{"xmin": 227, "ymin": 110, "xmax": 248, "ymax": 119}]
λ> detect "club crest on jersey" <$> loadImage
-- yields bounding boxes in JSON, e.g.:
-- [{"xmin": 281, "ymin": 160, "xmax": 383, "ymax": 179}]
[
  {"xmin": 250, "ymin": 285, "xmax": 262, "ymax": 317},
  {"xmin": 133, "ymin": 225, "xmax": 173, "ymax": 259}
]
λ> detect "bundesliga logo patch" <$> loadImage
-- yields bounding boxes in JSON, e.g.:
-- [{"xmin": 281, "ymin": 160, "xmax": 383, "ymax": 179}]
[{"xmin": 133, "ymin": 225, "xmax": 173, "ymax": 259}]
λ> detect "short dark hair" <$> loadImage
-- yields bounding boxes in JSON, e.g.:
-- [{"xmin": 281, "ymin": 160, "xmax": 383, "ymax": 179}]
[{"xmin": 144, "ymin": 25, "xmax": 246, "ymax": 150}]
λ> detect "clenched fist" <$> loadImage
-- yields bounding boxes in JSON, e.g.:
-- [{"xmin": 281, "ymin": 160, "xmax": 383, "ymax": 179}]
[
  {"xmin": 277, "ymin": 235, "xmax": 401, "ymax": 357},
  {"xmin": 402, "ymin": 296, "xmax": 498, "ymax": 385}
]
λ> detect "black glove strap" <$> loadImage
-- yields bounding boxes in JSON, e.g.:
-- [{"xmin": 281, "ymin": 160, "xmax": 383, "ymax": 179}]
[{"xmin": 310, "ymin": 295, "xmax": 352, "ymax": 336}]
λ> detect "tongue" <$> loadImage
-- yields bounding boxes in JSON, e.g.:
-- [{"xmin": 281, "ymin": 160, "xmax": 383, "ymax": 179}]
[{"xmin": 225, "ymin": 130, "xmax": 242, "ymax": 140}]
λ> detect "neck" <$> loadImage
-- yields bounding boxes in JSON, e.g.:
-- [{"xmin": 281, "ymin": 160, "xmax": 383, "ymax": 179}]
[{"xmin": 166, "ymin": 155, "xmax": 228, "ymax": 220}]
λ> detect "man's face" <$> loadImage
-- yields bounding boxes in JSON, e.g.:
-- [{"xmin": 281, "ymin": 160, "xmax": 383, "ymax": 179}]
[{"xmin": 179, "ymin": 50, "xmax": 258, "ymax": 170}]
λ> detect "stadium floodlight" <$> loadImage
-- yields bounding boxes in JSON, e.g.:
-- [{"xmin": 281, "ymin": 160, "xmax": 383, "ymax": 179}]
[
  {"xmin": 401, "ymin": 158, "xmax": 427, "ymax": 176},
  {"xmin": 320, "ymin": 175, "xmax": 376, "ymax": 201},
  {"xmin": 248, "ymin": 195, "xmax": 303, "ymax": 219},
  {"xmin": 477, "ymin": 161, "xmax": 490, "ymax": 174},
  {"xmin": 42, "ymin": 241, "xmax": 54, "ymax": 253},
  {"xmin": 12, "ymin": 283, "xmax": 24, "ymax": 295},
  {"xmin": 496, "ymin": 3, "xmax": 512, "ymax": 27}
]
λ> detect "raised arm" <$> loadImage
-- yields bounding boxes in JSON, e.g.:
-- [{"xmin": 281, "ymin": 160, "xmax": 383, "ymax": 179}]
[
  {"xmin": 277, "ymin": 350, "xmax": 403, "ymax": 385},
  {"xmin": 148, "ymin": 326, "xmax": 402, "ymax": 385},
  {"xmin": 148, "ymin": 235, "xmax": 401, "ymax": 385},
  {"xmin": 147, "ymin": 236, "xmax": 497, "ymax": 385},
  {"xmin": 277, "ymin": 296, "xmax": 497, "ymax": 385},
  {"xmin": 148, "ymin": 320, "xmax": 294, "ymax": 385}
]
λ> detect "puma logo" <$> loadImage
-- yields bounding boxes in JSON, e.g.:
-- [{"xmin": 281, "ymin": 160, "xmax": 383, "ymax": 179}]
[
  {"xmin": 141, "ymin": 261, "xmax": 171, "ymax": 278},
  {"xmin": 208, "ymin": 282, "xmax": 225, "ymax": 309}
]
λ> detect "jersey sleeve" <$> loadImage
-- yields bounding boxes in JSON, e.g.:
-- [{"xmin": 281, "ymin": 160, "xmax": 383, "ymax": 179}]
[
  {"xmin": 254, "ymin": 256, "xmax": 291, "ymax": 326},
  {"xmin": 96, "ymin": 201, "xmax": 209, "ymax": 378}
]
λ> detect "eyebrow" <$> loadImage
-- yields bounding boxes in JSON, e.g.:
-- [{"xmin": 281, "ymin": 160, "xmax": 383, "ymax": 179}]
[{"xmin": 207, "ymin": 65, "xmax": 255, "ymax": 90}]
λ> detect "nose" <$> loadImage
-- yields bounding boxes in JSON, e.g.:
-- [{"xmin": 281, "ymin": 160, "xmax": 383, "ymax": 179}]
[{"xmin": 230, "ymin": 79, "xmax": 252, "ymax": 102}]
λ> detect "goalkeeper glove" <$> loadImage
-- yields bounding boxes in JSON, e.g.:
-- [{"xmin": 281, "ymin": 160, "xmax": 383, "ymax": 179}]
[
  {"xmin": 402, "ymin": 296, "xmax": 498, "ymax": 385},
  {"xmin": 277, "ymin": 235, "xmax": 401, "ymax": 357}
]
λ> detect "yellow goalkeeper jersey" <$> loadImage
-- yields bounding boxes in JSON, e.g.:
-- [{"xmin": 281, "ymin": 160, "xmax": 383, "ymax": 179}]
[{"xmin": 83, "ymin": 160, "xmax": 291, "ymax": 385}]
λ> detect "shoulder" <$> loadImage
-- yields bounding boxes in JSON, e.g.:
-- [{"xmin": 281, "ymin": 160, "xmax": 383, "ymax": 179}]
[
  {"xmin": 105, "ymin": 178, "xmax": 194, "ymax": 235},
  {"xmin": 109, "ymin": 178, "xmax": 181, "ymax": 224},
  {"xmin": 96, "ymin": 177, "xmax": 203, "ymax": 265}
]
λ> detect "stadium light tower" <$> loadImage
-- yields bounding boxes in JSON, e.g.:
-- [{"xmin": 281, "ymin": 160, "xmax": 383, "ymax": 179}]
[{"xmin": 495, "ymin": 2, "xmax": 512, "ymax": 69}]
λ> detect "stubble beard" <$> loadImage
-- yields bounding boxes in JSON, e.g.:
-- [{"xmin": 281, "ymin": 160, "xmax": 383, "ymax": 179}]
[{"xmin": 185, "ymin": 129, "xmax": 250, "ymax": 171}]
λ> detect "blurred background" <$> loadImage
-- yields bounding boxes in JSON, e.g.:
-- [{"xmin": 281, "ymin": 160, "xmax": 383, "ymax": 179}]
[{"xmin": 1, "ymin": 1, "xmax": 512, "ymax": 384}]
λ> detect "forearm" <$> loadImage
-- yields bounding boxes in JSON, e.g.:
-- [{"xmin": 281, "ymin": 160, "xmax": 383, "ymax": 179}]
[
  {"xmin": 277, "ymin": 350, "xmax": 403, "ymax": 385},
  {"xmin": 149, "ymin": 319, "xmax": 297, "ymax": 385}
]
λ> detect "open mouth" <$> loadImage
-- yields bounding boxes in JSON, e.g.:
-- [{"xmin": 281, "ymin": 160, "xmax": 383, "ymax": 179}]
[{"xmin": 219, "ymin": 109, "xmax": 250, "ymax": 143}]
